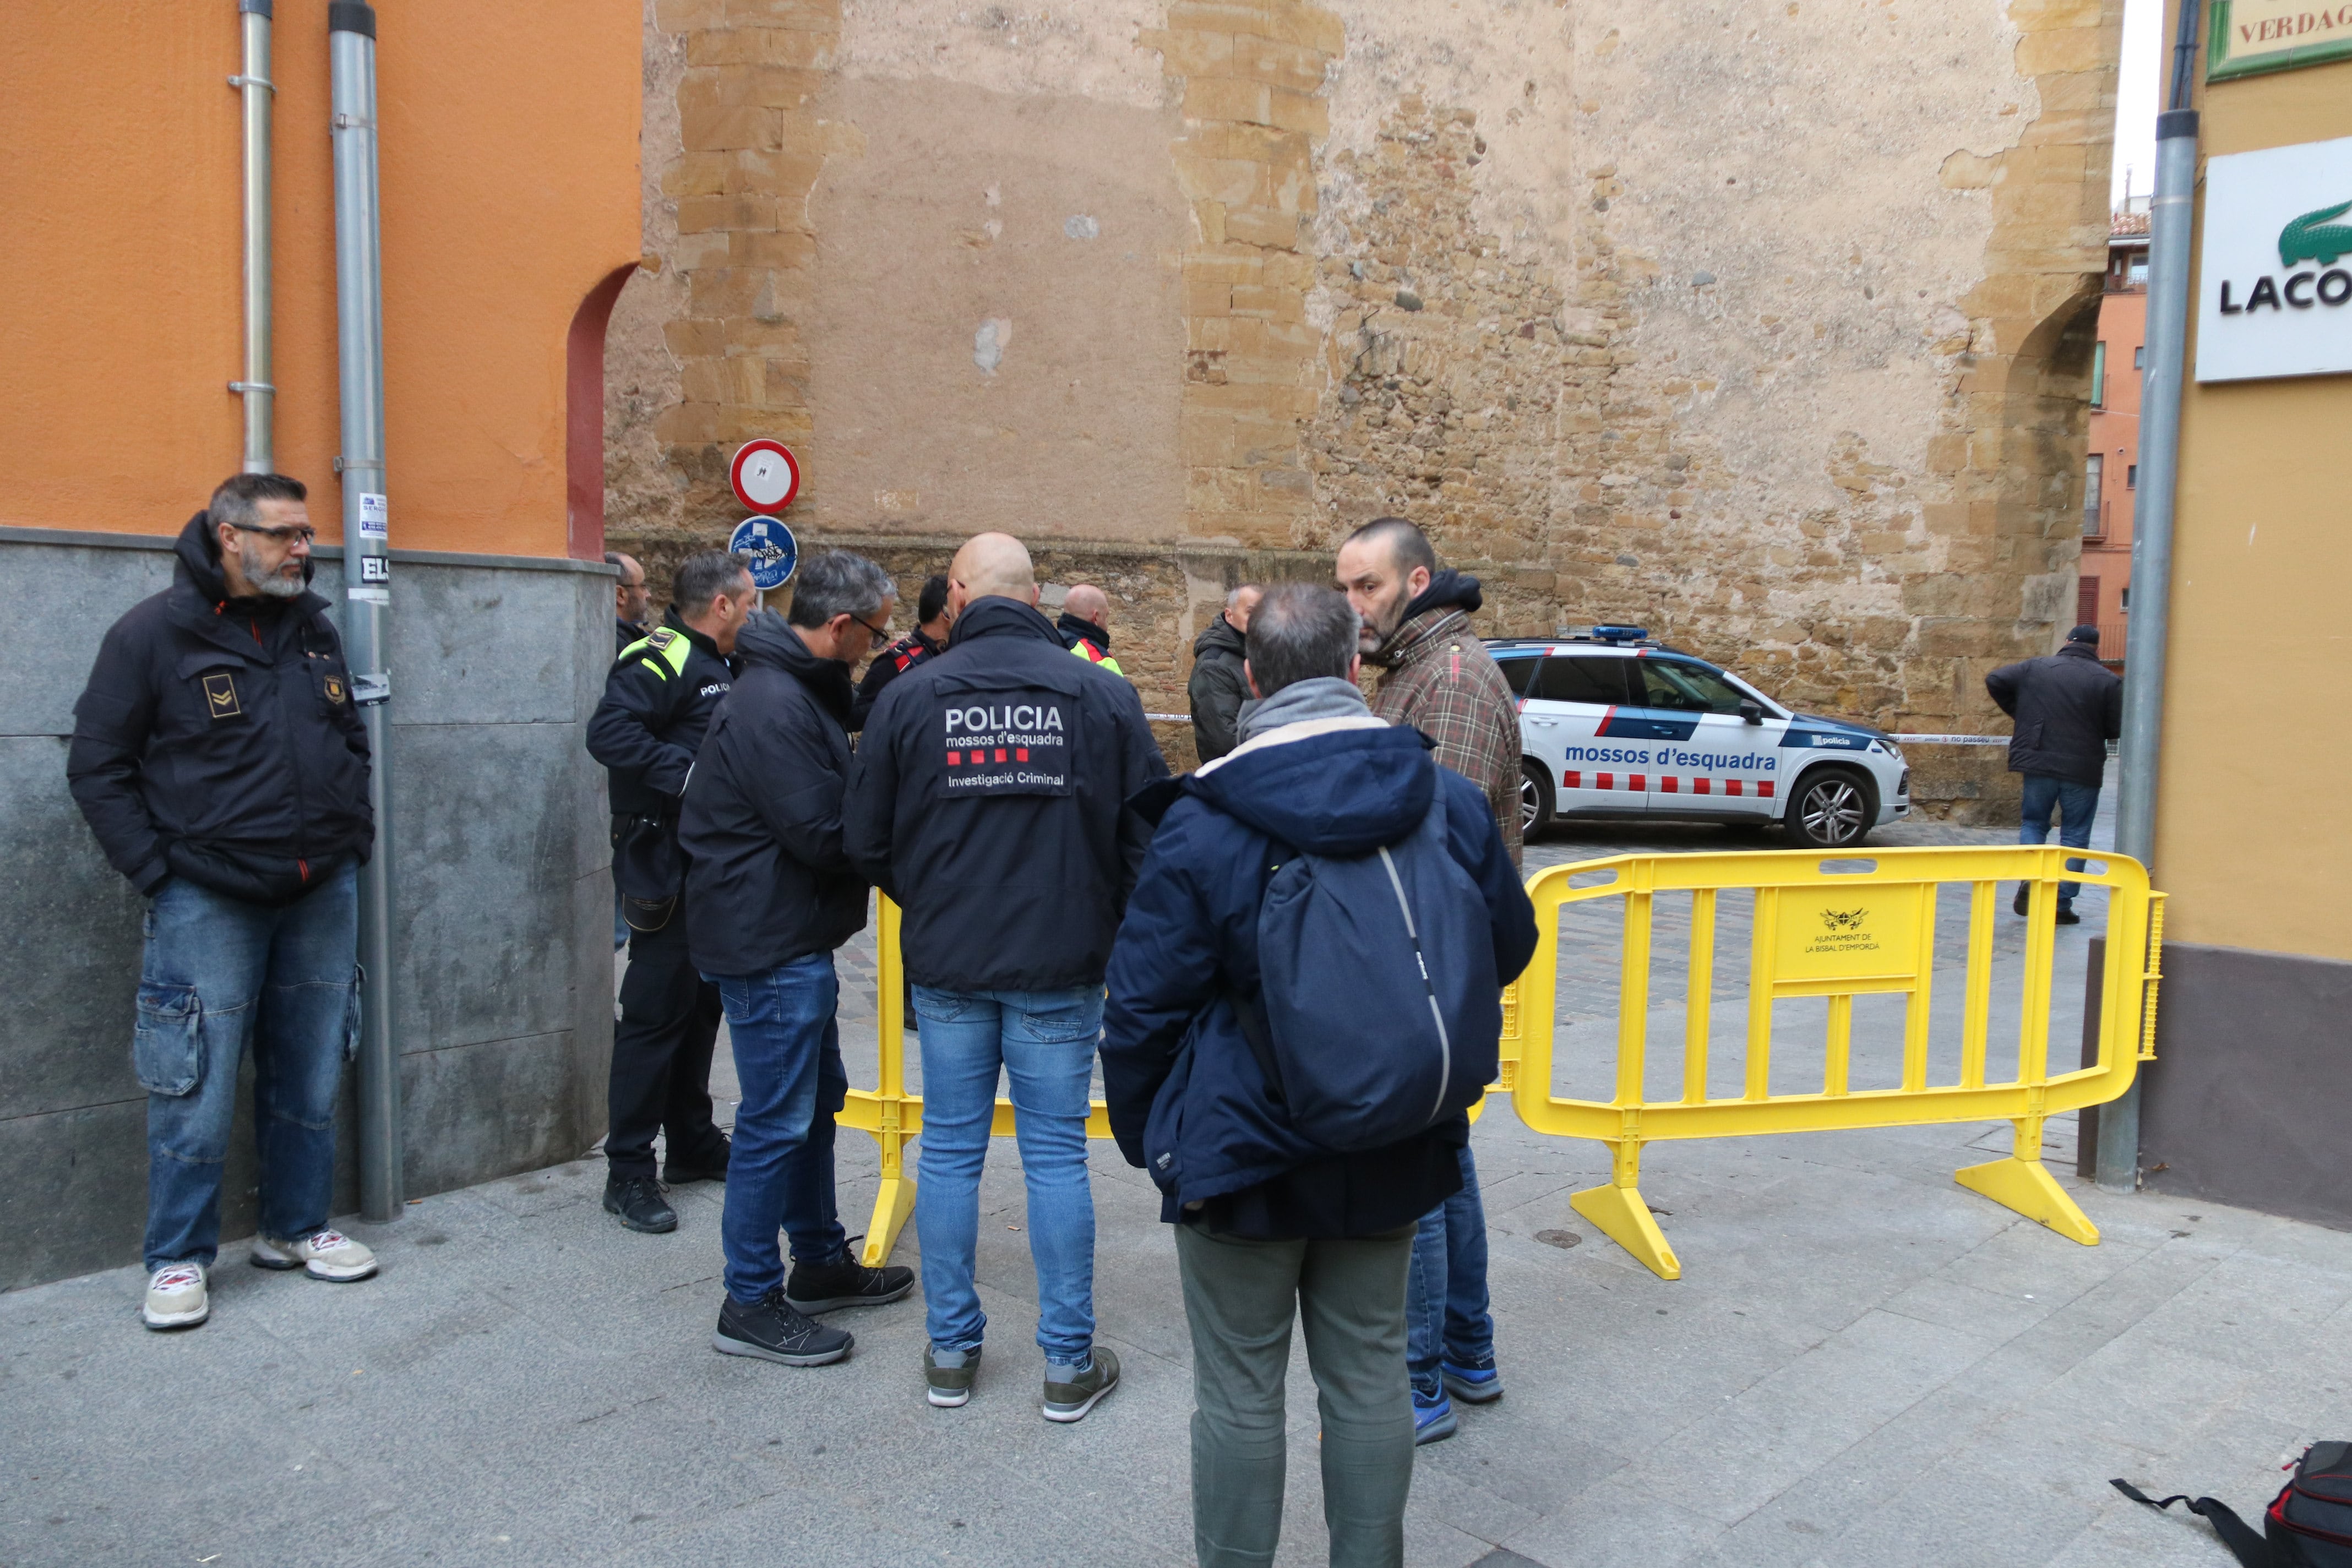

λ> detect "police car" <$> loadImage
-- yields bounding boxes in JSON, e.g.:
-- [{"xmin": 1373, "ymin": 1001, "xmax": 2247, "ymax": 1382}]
[{"xmin": 1492, "ymin": 627, "xmax": 1910, "ymax": 848}]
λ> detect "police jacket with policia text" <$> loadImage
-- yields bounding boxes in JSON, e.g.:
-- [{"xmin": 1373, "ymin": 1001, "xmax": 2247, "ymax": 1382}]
[
  {"xmin": 67, "ymin": 511, "xmax": 373, "ymax": 906},
  {"xmin": 678, "ymin": 612, "xmax": 869, "ymax": 977},
  {"xmin": 845, "ymin": 597, "xmax": 1169, "ymax": 993},
  {"xmin": 585, "ymin": 610, "xmax": 736, "ymax": 899}
]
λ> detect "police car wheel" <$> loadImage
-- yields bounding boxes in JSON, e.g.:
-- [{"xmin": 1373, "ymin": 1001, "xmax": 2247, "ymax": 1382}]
[
  {"xmin": 1520, "ymin": 760, "xmax": 1555, "ymax": 839},
  {"xmin": 1786, "ymin": 766, "xmax": 1873, "ymax": 849}
]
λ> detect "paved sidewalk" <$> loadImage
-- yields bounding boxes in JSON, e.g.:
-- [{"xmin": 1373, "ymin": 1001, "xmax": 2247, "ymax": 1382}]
[{"xmin": 15, "ymin": 777, "xmax": 2346, "ymax": 1567}]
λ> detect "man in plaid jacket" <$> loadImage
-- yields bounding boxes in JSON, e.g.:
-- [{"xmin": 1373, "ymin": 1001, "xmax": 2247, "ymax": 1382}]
[{"xmin": 1335, "ymin": 514, "xmax": 1523, "ymax": 1447}]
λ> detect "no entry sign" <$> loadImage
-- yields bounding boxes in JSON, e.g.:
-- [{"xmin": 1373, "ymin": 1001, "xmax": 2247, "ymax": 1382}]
[
  {"xmin": 729, "ymin": 515, "xmax": 798, "ymax": 591},
  {"xmin": 729, "ymin": 439, "xmax": 801, "ymax": 513}
]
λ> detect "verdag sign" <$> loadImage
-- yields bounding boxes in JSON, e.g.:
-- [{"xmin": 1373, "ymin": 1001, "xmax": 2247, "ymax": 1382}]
[{"xmin": 2195, "ymin": 134, "xmax": 2352, "ymax": 384}]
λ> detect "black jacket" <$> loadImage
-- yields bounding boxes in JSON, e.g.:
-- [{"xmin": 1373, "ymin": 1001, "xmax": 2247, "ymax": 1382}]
[
  {"xmin": 1985, "ymin": 643, "xmax": 2121, "ymax": 788},
  {"xmin": 588, "ymin": 611, "xmax": 737, "ymax": 818},
  {"xmin": 1057, "ymin": 613, "xmax": 1112, "ymax": 659},
  {"xmin": 67, "ymin": 513, "xmax": 373, "ymax": 905},
  {"xmin": 852, "ymin": 627, "xmax": 945, "ymax": 728},
  {"xmin": 616, "ymin": 617, "xmax": 645, "ymax": 654},
  {"xmin": 587, "ymin": 612, "xmax": 737, "ymax": 902},
  {"xmin": 679, "ymin": 613, "xmax": 869, "ymax": 977},
  {"xmin": 1186, "ymin": 614, "xmax": 1249, "ymax": 763},
  {"xmin": 1103, "ymin": 715, "xmax": 1538, "ymax": 1238},
  {"xmin": 845, "ymin": 597, "xmax": 1169, "ymax": 992}
]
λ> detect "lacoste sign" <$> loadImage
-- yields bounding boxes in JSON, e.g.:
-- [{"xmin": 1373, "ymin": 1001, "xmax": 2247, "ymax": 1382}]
[{"xmin": 2196, "ymin": 135, "xmax": 2352, "ymax": 384}]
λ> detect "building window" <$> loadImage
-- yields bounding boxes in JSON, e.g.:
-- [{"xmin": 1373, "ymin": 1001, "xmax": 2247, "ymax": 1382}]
[
  {"xmin": 2127, "ymin": 463, "xmax": 2138, "ymax": 488},
  {"xmin": 2134, "ymin": 345, "xmax": 2146, "ymax": 369},
  {"xmin": 2084, "ymin": 454, "xmax": 2104, "ymax": 535},
  {"xmin": 2128, "ymin": 255, "xmax": 2149, "ymax": 286},
  {"xmin": 2092, "ymin": 341, "xmax": 2106, "ymax": 407}
]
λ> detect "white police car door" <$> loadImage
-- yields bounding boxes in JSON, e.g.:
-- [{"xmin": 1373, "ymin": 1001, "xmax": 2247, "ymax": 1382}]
[
  {"xmin": 1523, "ymin": 651, "xmax": 1647, "ymax": 815},
  {"xmin": 1630, "ymin": 655, "xmax": 1784, "ymax": 816}
]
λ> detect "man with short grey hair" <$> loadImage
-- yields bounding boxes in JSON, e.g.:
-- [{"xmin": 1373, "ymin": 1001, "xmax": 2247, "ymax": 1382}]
[
  {"xmin": 69, "ymin": 473, "xmax": 380, "ymax": 1331},
  {"xmin": 606, "ymin": 551, "xmax": 651, "ymax": 651},
  {"xmin": 1105, "ymin": 582, "xmax": 1537, "ymax": 1563},
  {"xmin": 1188, "ymin": 582, "xmax": 1262, "ymax": 763},
  {"xmin": 684, "ymin": 550, "xmax": 914, "ymax": 1370}
]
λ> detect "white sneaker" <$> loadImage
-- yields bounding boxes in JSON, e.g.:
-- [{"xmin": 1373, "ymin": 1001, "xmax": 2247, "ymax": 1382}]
[
  {"xmin": 143, "ymin": 1262, "xmax": 209, "ymax": 1330},
  {"xmin": 251, "ymin": 1228, "xmax": 378, "ymax": 1282}
]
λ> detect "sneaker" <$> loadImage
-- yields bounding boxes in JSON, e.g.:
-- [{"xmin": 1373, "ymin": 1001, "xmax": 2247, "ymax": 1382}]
[
  {"xmin": 925, "ymin": 1343, "xmax": 982, "ymax": 1408},
  {"xmin": 250, "ymin": 1229, "xmax": 378, "ymax": 1282},
  {"xmin": 2055, "ymin": 905, "xmax": 2082, "ymax": 926},
  {"xmin": 2012, "ymin": 884, "xmax": 2032, "ymax": 917},
  {"xmin": 1042, "ymin": 1348, "xmax": 1120, "ymax": 1424},
  {"xmin": 712, "ymin": 1288, "xmax": 852, "ymax": 1367},
  {"xmin": 663, "ymin": 1135, "xmax": 731, "ymax": 1185},
  {"xmin": 143, "ymin": 1262, "xmax": 209, "ymax": 1330},
  {"xmin": 603, "ymin": 1174, "xmax": 677, "ymax": 1234},
  {"xmin": 1413, "ymin": 1387, "xmax": 1457, "ymax": 1445},
  {"xmin": 1441, "ymin": 1357, "xmax": 1504, "ymax": 1404},
  {"xmin": 785, "ymin": 1250, "xmax": 914, "ymax": 1315}
]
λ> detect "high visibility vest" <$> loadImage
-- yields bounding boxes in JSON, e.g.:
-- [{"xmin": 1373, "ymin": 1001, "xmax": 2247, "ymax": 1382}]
[
  {"xmin": 617, "ymin": 626, "xmax": 696, "ymax": 680},
  {"xmin": 1070, "ymin": 639, "xmax": 1125, "ymax": 677}
]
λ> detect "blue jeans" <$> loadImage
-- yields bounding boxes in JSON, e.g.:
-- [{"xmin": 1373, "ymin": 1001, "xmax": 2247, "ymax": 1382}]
[
  {"xmin": 710, "ymin": 955, "xmax": 849, "ymax": 1305},
  {"xmin": 138, "ymin": 863, "xmax": 360, "ymax": 1272},
  {"xmin": 2018, "ymin": 773, "xmax": 2100, "ymax": 903},
  {"xmin": 912, "ymin": 984, "xmax": 1101, "ymax": 1364},
  {"xmin": 1407, "ymin": 1143, "xmax": 1494, "ymax": 1398}
]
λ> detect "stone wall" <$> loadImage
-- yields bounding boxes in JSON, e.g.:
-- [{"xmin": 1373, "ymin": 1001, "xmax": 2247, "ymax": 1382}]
[
  {"xmin": 607, "ymin": 0, "xmax": 2124, "ymax": 820},
  {"xmin": 0, "ymin": 531, "xmax": 615, "ymax": 1289}
]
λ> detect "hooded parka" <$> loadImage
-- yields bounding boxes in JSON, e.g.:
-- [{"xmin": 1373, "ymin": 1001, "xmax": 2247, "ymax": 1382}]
[{"xmin": 68, "ymin": 512, "xmax": 373, "ymax": 905}]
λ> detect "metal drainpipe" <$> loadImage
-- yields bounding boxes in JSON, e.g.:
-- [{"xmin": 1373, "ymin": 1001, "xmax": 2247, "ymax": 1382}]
[
  {"xmin": 2096, "ymin": 0, "xmax": 2202, "ymax": 1195},
  {"xmin": 229, "ymin": 0, "xmax": 274, "ymax": 471},
  {"xmin": 330, "ymin": 0, "xmax": 404, "ymax": 1221}
]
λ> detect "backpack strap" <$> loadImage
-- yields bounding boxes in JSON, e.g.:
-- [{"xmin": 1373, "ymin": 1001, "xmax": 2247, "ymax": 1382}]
[{"xmin": 2111, "ymin": 1480, "xmax": 2275, "ymax": 1567}]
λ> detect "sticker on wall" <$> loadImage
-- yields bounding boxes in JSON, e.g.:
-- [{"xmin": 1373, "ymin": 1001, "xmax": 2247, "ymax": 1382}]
[{"xmin": 358, "ymin": 493, "xmax": 388, "ymax": 538}]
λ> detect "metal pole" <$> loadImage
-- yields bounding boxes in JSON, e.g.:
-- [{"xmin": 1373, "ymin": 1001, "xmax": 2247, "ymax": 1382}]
[
  {"xmin": 2097, "ymin": 1, "xmax": 2202, "ymax": 1195},
  {"xmin": 230, "ymin": 0, "xmax": 274, "ymax": 471},
  {"xmin": 330, "ymin": 0, "xmax": 402, "ymax": 1221}
]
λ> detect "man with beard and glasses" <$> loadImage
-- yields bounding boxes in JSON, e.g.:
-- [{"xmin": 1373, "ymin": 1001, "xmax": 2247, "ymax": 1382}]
[
  {"xmin": 1332, "ymin": 515, "xmax": 1522, "ymax": 1449},
  {"xmin": 69, "ymin": 473, "xmax": 379, "ymax": 1332}
]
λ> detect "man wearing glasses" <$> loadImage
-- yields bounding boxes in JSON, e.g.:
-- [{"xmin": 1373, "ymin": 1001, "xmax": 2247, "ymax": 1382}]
[{"xmin": 69, "ymin": 474, "xmax": 379, "ymax": 1331}]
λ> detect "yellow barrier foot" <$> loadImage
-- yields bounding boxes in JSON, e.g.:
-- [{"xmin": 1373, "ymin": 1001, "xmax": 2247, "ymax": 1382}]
[
  {"xmin": 859, "ymin": 1174, "xmax": 918, "ymax": 1269},
  {"xmin": 1570, "ymin": 1183, "xmax": 1682, "ymax": 1280},
  {"xmin": 1953, "ymin": 1157, "xmax": 2100, "ymax": 1245}
]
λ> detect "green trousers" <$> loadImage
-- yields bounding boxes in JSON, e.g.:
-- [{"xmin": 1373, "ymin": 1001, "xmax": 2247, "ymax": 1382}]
[{"xmin": 1174, "ymin": 1222, "xmax": 1418, "ymax": 1568}]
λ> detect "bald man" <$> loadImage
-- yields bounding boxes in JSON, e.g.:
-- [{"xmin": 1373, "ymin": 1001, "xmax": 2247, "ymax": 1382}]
[
  {"xmin": 1055, "ymin": 584, "xmax": 1124, "ymax": 676},
  {"xmin": 846, "ymin": 531, "xmax": 1167, "ymax": 1420}
]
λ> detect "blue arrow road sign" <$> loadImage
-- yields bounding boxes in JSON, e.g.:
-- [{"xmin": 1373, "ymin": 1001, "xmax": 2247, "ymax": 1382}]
[{"xmin": 729, "ymin": 515, "xmax": 798, "ymax": 591}]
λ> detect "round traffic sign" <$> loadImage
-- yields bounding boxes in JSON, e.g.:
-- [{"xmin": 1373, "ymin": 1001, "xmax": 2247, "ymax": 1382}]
[
  {"xmin": 729, "ymin": 439, "xmax": 801, "ymax": 513},
  {"xmin": 728, "ymin": 516, "xmax": 798, "ymax": 591}
]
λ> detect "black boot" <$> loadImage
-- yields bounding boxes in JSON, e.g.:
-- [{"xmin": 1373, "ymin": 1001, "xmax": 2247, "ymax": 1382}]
[
  {"xmin": 712, "ymin": 1288, "xmax": 853, "ymax": 1366},
  {"xmin": 786, "ymin": 1249, "xmax": 916, "ymax": 1314},
  {"xmin": 664, "ymin": 1133, "xmax": 731, "ymax": 1185},
  {"xmin": 603, "ymin": 1174, "xmax": 677, "ymax": 1234}
]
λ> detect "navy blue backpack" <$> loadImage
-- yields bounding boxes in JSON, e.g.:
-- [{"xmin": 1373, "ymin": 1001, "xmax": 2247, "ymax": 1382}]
[{"xmin": 1234, "ymin": 798, "xmax": 1500, "ymax": 1153}]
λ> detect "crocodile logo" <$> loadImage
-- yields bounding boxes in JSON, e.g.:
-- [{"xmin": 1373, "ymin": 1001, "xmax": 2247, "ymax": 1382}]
[{"xmin": 2280, "ymin": 199, "xmax": 2352, "ymax": 269}]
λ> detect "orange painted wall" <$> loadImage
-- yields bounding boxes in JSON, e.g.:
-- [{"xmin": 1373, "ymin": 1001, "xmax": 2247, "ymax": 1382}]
[{"xmin": 0, "ymin": 1, "xmax": 641, "ymax": 556}]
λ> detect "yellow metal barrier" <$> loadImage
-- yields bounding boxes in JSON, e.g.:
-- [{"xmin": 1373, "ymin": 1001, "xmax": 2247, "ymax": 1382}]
[
  {"xmin": 835, "ymin": 896, "xmax": 1114, "ymax": 1268},
  {"xmin": 1501, "ymin": 845, "xmax": 2165, "ymax": 1280}
]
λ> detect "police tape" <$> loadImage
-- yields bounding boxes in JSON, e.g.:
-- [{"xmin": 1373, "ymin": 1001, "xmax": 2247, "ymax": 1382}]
[{"xmin": 1144, "ymin": 713, "xmax": 2007, "ymax": 746}]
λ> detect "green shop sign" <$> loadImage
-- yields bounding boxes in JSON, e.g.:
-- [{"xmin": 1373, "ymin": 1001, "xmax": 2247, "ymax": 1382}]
[{"xmin": 2208, "ymin": 0, "xmax": 2352, "ymax": 81}]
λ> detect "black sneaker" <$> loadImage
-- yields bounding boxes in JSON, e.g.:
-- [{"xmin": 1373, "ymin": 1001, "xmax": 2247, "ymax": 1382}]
[
  {"xmin": 2054, "ymin": 905, "xmax": 2082, "ymax": 926},
  {"xmin": 2012, "ymin": 884, "xmax": 2032, "ymax": 917},
  {"xmin": 603, "ymin": 1174, "xmax": 677, "ymax": 1234},
  {"xmin": 785, "ymin": 1249, "xmax": 916, "ymax": 1315},
  {"xmin": 664, "ymin": 1134, "xmax": 731, "ymax": 1185},
  {"xmin": 712, "ymin": 1288, "xmax": 852, "ymax": 1367}
]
